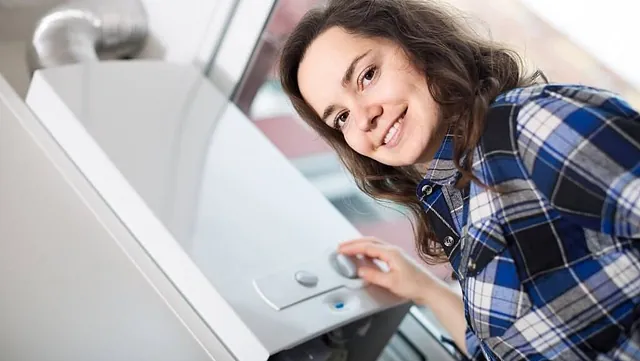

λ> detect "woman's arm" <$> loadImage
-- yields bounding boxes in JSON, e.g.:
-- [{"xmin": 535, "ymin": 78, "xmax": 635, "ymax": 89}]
[
  {"xmin": 338, "ymin": 238, "xmax": 472, "ymax": 356},
  {"xmin": 413, "ymin": 274, "xmax": 470, "ymax": 356},
  {"xmin": 514, "ymin": 85, "xmax": 640, "ymax": 238}
]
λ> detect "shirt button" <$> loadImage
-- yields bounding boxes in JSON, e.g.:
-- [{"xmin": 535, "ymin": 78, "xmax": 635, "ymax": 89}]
[
  {"xmin": 443, "ymin": 236, "xmax": 454, "ymax": 247},
  {"xmin": 421, "ymin": 184, "xmax": 433, "ymax": 196},
  {"xmin": 467, "ymin": 260, "xmax": 476, "ymax": 272}
]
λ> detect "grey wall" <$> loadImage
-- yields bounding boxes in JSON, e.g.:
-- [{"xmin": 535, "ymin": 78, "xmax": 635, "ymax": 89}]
[{"xmin": 0, "ymin": 3, "xmax": 61, "ymax": 97}]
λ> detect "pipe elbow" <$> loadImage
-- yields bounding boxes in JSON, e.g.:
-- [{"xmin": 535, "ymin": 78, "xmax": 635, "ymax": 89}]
[{"xmin": 27, "ymin": 0, "xmax": 148, "ymax": 74}]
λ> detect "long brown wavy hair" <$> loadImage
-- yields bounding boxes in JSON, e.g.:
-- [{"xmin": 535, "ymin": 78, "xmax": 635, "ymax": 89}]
[{"xmin": 279, "ymin": 0, "xmax": 545, "ymax": 264}]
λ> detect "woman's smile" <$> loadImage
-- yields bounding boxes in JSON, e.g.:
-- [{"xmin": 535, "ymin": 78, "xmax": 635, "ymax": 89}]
[{"xmin": 380, "ymin": 108, "xmax": 406, "ymax": 148}]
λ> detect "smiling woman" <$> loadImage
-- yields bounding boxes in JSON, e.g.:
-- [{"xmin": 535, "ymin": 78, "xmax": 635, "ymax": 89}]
[
  {"xmin": 277, "ymin": 0, "xmax": 640, "ymax": 360},
  {"xmin": 217, "ymin": 0, "xmax": 640, "ymax": 359}
]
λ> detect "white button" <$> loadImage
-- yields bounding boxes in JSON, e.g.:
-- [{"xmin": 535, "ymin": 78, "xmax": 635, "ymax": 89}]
[
  {"xmin": 294, "ymin": 271, "xmax": 318, "ymax": 287},
  {"xmin": 467, "ymin": 260, "xmax": 476, "ymax": 272},
  {"xmin": 422, "ymin": 185, "xmax": 433, "ymax": 196},
  {"xmin": 443, "ymin": 236, "xmax": 454, "ymax": 247}
]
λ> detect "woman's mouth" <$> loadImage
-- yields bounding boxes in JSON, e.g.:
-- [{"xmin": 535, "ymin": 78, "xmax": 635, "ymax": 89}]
[{"xmin": 383, "ymin": 108, "xmax": 407, "ymax": 147}]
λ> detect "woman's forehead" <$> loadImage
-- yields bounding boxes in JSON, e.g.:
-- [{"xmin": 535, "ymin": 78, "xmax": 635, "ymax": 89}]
[{"xmin": 297, "ymin": 28, "xmax": 390, "ymax": 115}]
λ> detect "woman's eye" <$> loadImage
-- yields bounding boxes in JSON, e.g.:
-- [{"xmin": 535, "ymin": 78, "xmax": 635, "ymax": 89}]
[
  {"xmin": 333, "ymin": 112, "xmax": 349, "ymax": 130},
  {"xmin": 361, "ymin": 67, "xmax": 377, "ymax": 87}
]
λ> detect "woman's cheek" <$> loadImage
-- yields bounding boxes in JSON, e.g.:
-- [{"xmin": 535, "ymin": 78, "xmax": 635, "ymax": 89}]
[{"xmin": 344, "ymin": 130, "xmax": 372, "ymax": 157}]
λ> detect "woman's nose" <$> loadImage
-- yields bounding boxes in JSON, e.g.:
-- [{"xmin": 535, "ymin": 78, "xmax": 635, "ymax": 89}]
[{"xmin": 353, "ymin": 104, "xmax": 383, "ymax": 131}]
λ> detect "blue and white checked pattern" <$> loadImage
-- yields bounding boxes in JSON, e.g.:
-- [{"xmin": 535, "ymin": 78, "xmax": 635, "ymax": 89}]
[{"xmin": 417, "ymin": 84, "xmax": 640, "ymax": 360}]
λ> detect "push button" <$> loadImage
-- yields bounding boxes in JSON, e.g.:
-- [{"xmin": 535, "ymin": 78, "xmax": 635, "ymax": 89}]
[{"xmin": 294, "ymin": 271, "xmax": 318, "ymax": 287}]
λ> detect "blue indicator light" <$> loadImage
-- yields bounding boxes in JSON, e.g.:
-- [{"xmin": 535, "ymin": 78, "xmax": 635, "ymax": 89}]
[{"xmin": 334, "ymin": 302, "xmax": 345, "ymax": 310}]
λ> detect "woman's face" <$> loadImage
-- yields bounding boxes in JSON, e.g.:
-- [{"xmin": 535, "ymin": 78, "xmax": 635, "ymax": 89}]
[{"xmin": 297, "ymin": 26, "xmax": 446, "ymax": 167}]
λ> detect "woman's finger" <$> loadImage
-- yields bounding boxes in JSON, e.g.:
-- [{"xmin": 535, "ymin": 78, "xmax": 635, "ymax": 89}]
[
  {"xmin": 339, "ymin": 241, "xmax": 394, "ymax": 263},
  {"xmin": 358, "ymin": 265, "xmax": 393, "ymax": 289}
]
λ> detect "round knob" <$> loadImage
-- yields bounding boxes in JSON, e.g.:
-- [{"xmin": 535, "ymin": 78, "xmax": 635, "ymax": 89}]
[{"xmin": 332, "ymin": 253, "xmax": 359, "ymax": 279}]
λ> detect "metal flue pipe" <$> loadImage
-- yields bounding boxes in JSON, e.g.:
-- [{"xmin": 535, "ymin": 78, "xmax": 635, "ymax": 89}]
[{"xmin": 27, "ymin": 0, "xmax": 148, "ymax": 73}]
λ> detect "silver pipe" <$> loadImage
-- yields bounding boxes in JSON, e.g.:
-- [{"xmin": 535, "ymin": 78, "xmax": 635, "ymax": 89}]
[{"xmin": 27, "ymin": 0, "xmax": 148, "ymax": 73}]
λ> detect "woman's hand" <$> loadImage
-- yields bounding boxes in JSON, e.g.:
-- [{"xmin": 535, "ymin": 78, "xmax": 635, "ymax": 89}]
[
  {"xmin": 340, "ymin": 237, "xmax": 469, "ymax": 353},
  {"xmin": 338, "ymin": 237, "xmax": 436, "ymax": 304}
]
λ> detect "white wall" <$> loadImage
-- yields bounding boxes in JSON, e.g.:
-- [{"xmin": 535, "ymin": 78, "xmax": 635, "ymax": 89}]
[
  {"xmin": 520, "ymin": 0, "xmax": 640, "ymax": 89},
  {"xmin": 0, "ymin": 4, "xmax": 52, "ymax": 97},
  {"xmin": 0, "ymin": 42, "xmax": 32, "ymax": 98},
  {"xmin": 0, "ymin": 0, "xmax": 238, "ymax": 98}
]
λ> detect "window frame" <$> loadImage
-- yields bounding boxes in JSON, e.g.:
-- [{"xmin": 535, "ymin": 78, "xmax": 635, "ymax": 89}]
[{"xmin": 204, "ymin": 0, "xmax": 277, "ymax": 98}]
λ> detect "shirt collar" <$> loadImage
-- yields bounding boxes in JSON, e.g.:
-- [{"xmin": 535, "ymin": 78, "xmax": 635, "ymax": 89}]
[{"xmin": 423, "ymin": 133, "xmax": 460, "ymax": 186}]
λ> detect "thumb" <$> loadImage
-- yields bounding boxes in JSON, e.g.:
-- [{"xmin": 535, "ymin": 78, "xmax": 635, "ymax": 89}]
[{"xmin": 358, "ymin": 265, "xmax": 392, "ymax": 289}]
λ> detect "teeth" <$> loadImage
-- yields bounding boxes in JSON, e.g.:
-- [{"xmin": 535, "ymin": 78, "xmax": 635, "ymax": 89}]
[{"xmin": 384, "ymin": 121, "xmax": 400, "ymax": 144}]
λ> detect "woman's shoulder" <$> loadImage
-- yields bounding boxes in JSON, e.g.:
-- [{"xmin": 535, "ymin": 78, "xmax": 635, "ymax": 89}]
[
  {"xmin": 486, "ymin": 83, "xmax": 638, "ymax": 141},
  {"xmin": 491, "ymin": 83, "xmax": 635, "ymax": 116}
]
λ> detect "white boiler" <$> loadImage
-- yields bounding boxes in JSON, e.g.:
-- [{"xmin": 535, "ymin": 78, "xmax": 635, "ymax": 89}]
[{"xmin": 0, "ymin": 61, "xmax": 456, "ymax": 361}]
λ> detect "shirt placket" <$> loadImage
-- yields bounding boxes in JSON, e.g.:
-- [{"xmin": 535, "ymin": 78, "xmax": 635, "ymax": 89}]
[{"xmin": 418, "ymin": 179, "xmax": 465, "ymax": 275}]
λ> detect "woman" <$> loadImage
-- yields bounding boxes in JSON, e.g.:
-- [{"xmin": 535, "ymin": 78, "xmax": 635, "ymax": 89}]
[{"xmin": 279, "ymin": 0, "xmax": 640, "ymax": 360}]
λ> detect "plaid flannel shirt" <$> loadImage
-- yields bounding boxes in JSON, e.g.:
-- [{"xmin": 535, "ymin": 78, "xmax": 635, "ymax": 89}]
[{"xmin": 417, "ymin": 84, "xmax": 640, "ymax": 360}]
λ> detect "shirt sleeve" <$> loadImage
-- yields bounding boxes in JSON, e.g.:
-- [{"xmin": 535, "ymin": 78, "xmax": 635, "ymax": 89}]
[
  {"xmin": 514, "ymin": 86, "xmax": 640, "ymax": 239},
  {"xmin": 465, "ymin": 326, "xmax": 487, "ymax": 360}
]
